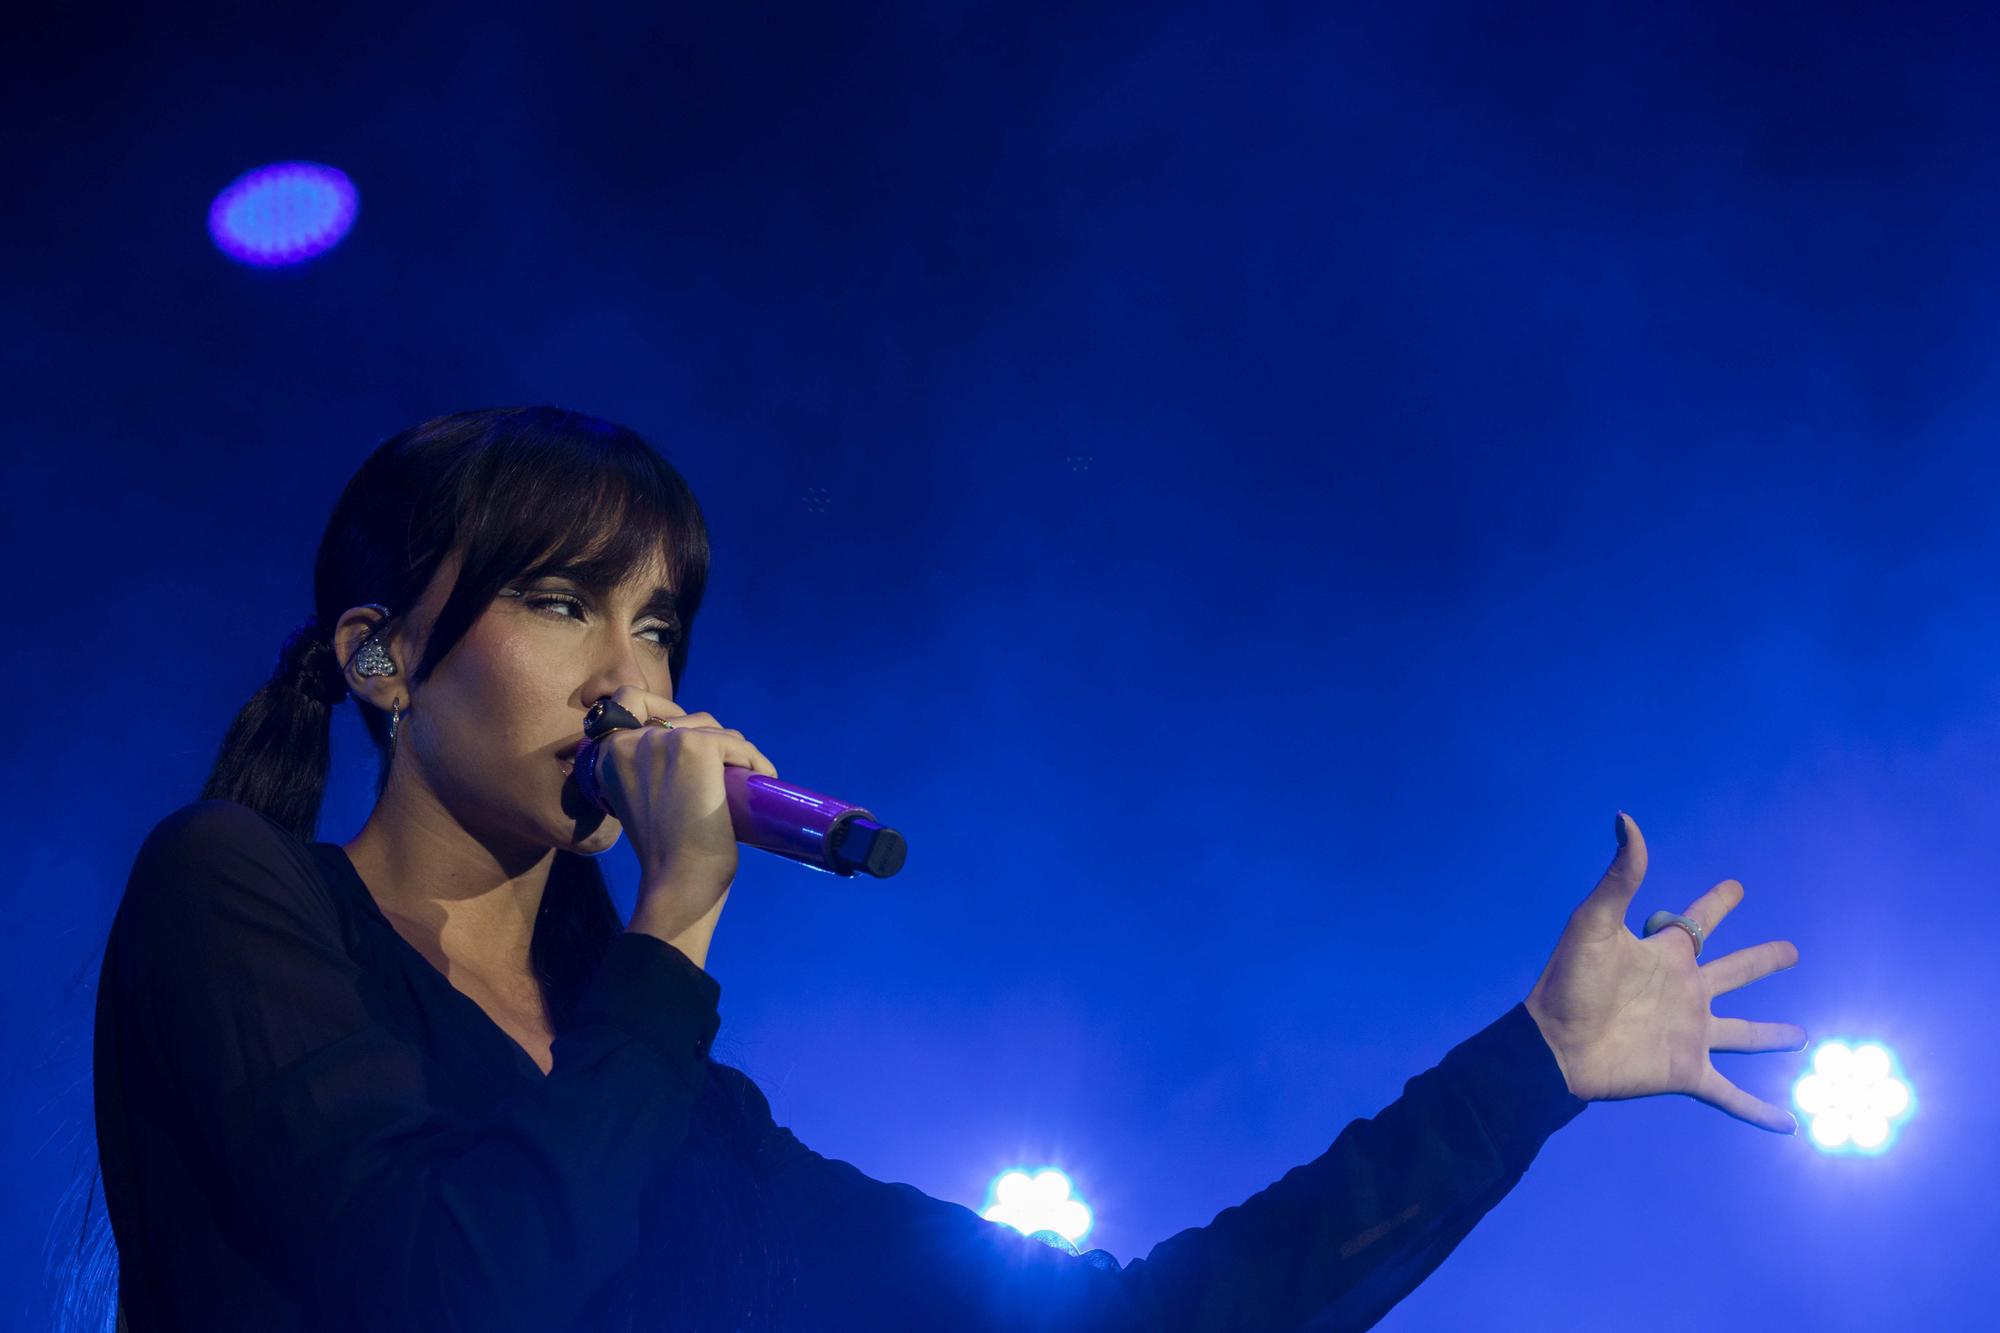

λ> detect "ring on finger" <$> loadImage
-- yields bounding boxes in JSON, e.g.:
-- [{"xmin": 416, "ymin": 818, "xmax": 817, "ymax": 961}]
[{"xmin": 1642, "ymin": 909, "xmax": 1706, "ymax": 958}]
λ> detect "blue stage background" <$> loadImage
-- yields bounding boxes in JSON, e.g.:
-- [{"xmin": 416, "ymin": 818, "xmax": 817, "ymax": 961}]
[{"xmin": 6, "ymin": 2, "xmax": 1992, "ymax": 1327}]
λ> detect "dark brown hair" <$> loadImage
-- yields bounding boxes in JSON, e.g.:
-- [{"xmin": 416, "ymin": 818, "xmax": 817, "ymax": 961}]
[{"xmin": 198, "ymin": 403, "xmax": 713, "ymax": 1028}]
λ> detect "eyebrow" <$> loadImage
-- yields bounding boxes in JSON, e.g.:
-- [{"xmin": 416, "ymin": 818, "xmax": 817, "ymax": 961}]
[{"xmin": 533, "ymin": 565, "xmax": 680, "ymax": 617}]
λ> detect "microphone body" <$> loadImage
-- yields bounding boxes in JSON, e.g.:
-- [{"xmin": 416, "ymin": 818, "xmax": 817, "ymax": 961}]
[{"xmin": 573, "ymin": 741, "xmax": 907, "ymax": 878}]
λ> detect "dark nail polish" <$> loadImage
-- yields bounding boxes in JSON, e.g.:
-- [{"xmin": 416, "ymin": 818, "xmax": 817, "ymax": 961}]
[{"xmin": 1614, "ymin": 812, "xmax": 1628, "ymax": 847}]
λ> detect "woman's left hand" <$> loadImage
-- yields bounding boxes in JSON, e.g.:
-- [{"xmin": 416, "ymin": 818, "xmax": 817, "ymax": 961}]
[{"xmin": 1524, "ymin": 812, "xmax": 1807, "ymax": 1132}]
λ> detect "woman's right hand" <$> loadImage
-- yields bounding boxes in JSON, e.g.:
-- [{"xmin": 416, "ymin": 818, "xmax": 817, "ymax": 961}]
[{"xmin": 582, "ymin": 685, "xmax": 778, "ymax": 944}]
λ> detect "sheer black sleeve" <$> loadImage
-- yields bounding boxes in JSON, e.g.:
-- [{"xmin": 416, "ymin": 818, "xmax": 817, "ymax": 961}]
[
  {"xmin": 707, "ymin": 1000, "xmax": 1586, "ymax": 1331},
  {"xmin": 101, "ymin": 800, "xmax": 722, "ymax": 1331}
]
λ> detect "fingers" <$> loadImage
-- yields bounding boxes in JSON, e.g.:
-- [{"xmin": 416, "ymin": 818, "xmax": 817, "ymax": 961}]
[
  {"xmin": 603, "ymin": 684, "xmax": 686, "ymax": 722},
  {"xmin": 724, "ymin": 731, "xmax": 778, "ymax": 778},
  {"xmin": 1709, "ymin": 1016, "xmax": 1808, "ymax": 1053},
  {"xmin": 1680, "ymin": 877, "xmax": 1745, "ymax": 940},
  {"xmin": 1692, "ymin": 1065, "xmax": 1798, "ymax": 1134},
  {"xmin": 692, "ymin": 729, "xmax": 779, "ymax": 778},
  {"xmin": 657, "ymin": 719, "xmax": 779, "ymax": 778},
  {"xmin": 596, "ymin": 687, "xmax": 779, "ymax": 777},
  {"xmin": 1702, "ymin": 939, "xmax": 1800, "ymax": 998},
  {"xmin": 1578, "ymin": 811, "xmax": 1649, "ymax": 928}
]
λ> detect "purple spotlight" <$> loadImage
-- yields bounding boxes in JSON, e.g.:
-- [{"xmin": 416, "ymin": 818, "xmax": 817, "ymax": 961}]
[{"xmin": 208, "ymin": 162, "xmax": 358, "ymax": 267}]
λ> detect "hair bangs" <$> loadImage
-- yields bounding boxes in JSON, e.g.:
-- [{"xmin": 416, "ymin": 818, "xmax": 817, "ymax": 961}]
[{"xmin": 408, "ymin": 407, "xmax": 711, "ymax": 689}]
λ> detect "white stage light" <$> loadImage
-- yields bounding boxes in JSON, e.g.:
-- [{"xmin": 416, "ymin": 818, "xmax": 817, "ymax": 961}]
[
  {"xmin": 983, "ymin": 1167, "xmax": 1094, "ymax": 1245},
  {"xmin": 1793, "ymin": 1039, "xmax": 1914, "ymax": 1156}
]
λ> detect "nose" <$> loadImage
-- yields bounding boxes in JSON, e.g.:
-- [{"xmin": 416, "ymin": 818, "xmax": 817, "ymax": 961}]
[{"xmin": 576, "ymin": 630, "xmax": 671, "ymax": 711}]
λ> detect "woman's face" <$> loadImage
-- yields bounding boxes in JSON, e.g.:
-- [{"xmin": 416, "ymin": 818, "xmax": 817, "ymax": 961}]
[{"xmin": 368, "ymin": 547, "xmax": 684, "ymax": 862}]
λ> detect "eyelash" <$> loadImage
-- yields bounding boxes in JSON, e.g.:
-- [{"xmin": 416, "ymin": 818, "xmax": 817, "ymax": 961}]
[{"xmin": 520, "ymin": 592, "xmax": 682, "ymax": 650}]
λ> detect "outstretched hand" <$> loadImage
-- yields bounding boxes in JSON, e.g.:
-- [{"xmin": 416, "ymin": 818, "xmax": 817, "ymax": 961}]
[{"xmin": 1524, "ymin": 813, "xmax": 1807, "ymax": 1133}]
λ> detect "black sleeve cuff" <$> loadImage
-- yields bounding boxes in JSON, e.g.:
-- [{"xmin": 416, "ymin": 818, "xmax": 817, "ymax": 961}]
[
  {"xmin": 572, "ymin": 931, "xmax": 723, "ymax": 1068},
  {"xmin": 1437, "ymin": 1001, "xmax": 1589, "ymax": 1171}
]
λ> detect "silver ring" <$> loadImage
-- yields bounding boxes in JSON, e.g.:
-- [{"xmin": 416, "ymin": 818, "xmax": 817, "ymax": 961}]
[{"xmin": 1642, "ymin": 909, "xmax": 1705, "ymax": 958}]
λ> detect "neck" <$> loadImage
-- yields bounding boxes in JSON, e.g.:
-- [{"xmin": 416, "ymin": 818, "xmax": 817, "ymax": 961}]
[{"xmin": 341, "ymin": 767, "xmax": 555, "ymax": 984}]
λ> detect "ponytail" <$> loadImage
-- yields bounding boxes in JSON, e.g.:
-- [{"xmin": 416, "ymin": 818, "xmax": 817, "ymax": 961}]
[{"xmin": 198, "ymin": 616, "xmax": 349, "ymax": 843}]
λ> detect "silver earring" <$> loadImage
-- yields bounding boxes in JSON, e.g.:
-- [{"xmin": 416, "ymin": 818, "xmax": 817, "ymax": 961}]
[
  {"xmin": 389, "ymin": 700, "xmax": 402, "ymax": 744},
  {"xmin": 354, "ymin": 636, "xmax": 396, "ymax": 679}
]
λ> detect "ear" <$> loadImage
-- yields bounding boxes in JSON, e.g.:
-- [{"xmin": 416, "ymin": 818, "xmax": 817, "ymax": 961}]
[{"xmin": 331, "ymin": 604, "xmax": 403, "ymax": 712}]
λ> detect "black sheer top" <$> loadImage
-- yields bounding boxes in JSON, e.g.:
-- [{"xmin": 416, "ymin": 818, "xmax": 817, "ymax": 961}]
[{"xmin": 93, "ymin": 799, "xmax": 1587, "ymax": 1331}]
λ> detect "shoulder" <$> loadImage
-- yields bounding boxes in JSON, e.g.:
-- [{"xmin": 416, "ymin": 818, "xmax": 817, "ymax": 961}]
[
  {"xmin": 120, "ymin": 799, "xmax": 343, "ymax": 941},
  {"xmin": 131, "ymin": 798, "xmax": 316, "ymax": 891},
  {"xmin": 700, "ymin": 1059, "xmax": 782, "ymax": 1135},
  {"xmin": 138, "ymin": 796, "xmax": 294, "ymax": 856}
]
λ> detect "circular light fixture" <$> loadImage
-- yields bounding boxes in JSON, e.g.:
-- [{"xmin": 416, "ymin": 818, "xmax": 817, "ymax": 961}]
[
  {"xmin": 1793, "ymin": 1039, "xmax": 1914, "ymax": 1155},
  {"xmin": 208, "ymin": 161, "xmax": 359, "ymax": 267},
  {"xmin": 983, "ymin": 1167, "xmax": 1094, "ymax": 1246}
]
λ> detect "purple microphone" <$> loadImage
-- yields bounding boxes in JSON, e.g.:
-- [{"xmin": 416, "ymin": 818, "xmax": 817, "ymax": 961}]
[{"xmin": 570, "ymin": 717, "xmax": 906, "ymax": 879}]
